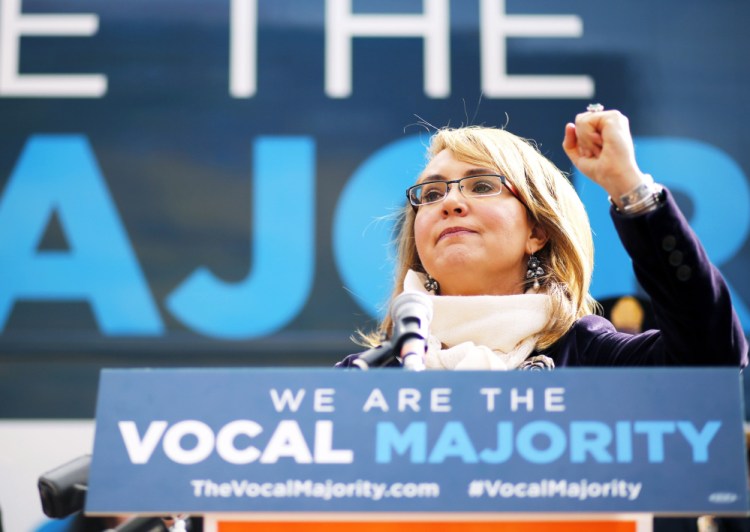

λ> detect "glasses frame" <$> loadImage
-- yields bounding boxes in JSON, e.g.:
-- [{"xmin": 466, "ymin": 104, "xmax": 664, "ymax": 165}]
[{"xmin": 406, "ymin": 174, "xmax": 519, "ymax": 209}]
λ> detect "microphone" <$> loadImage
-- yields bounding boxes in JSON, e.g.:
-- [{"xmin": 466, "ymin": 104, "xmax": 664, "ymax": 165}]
[
  {"xmin": 390, "ymin": 291, "xmax": 433, "ymax": 371},
  {"xmin": 38, "ymin": 455, "xmax": 90, "ymax": 518},
  {"xmin": 351, "ymin": 341, "xmax": 394, "ymax": 370}
]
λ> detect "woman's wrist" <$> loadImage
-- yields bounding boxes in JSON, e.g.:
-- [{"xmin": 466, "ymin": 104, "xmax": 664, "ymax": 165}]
[
  {"xmin": 604, "ymin": 168, "xmax": 649, "ymax": 205},
  {"xmin": 608, "ymin": 174, "xmax": 665, "ymax": 216}
]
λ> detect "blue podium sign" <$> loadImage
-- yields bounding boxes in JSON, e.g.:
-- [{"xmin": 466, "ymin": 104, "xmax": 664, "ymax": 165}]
[{"xmin": 87, "ymin": 368, "xmax": 748, "ymax": 515}]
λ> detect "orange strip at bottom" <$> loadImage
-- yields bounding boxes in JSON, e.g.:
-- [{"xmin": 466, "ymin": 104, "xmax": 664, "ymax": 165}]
[{"xmin": 217, "ymin": 521, "xmax": 637, "ymax": 532}]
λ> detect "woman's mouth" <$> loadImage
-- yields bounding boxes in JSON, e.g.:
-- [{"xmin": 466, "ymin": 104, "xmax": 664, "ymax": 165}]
[{"xmin": 438, "ymin": 226, "xmax": 476, "ymax": 242}]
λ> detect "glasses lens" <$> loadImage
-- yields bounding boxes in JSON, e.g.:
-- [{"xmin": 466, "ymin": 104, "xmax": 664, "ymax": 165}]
[
  {"xmin": 461, "ymin": 175, "xmax": 504, "ymax": 197},
  {"xmin": 412, "ymin": 181, "xmax": 448, "ymax": 205}
]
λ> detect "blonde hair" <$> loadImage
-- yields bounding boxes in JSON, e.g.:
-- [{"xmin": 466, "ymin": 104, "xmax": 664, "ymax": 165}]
[{"xmin": 363, "ymin": 125, "xmax": 597, "ymax": 350}]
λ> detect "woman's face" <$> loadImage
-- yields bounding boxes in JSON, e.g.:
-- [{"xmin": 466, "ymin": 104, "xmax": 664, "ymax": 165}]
[{"xmin": 413, "ymin": 149, "xmax": 545, "ymax": 296}]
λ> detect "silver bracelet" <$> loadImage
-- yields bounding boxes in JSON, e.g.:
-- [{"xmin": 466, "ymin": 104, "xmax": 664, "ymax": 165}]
[{"xmin": 609, "ymin": 175, "xmax": 664, "ymax": 216}]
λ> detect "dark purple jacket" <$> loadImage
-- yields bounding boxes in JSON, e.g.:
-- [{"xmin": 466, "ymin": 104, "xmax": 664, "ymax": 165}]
[{"xmin": 337, "ymin": 190, "xmax": 748, "ymax": 369}]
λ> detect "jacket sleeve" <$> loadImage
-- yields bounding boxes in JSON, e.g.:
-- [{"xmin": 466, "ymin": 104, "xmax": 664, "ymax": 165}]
[
  {"xmin": 579, "ymin": 188, "xmax": 747, "ymax": 367},
  {"xmin": 335, "ymin": 347, "xmax": 403, "ymax": 368},
  {"xmin": 335, "ymin": 353, "xmax": 360, "ymax": 368}
]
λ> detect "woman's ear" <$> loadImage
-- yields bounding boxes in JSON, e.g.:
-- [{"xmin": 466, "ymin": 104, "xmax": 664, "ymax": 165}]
[{"xmin": 526, "ymin": 223, "xmax": 549, "ymax": 255}]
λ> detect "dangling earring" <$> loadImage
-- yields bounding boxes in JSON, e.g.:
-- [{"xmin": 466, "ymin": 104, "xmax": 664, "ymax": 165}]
[
  {"xmin": 424, "ymin": 273, "xmax": 440, "ymax": 294},
  {"xmin": 526, "ymin": 254, "xmax": 544, "ymax": 290}
]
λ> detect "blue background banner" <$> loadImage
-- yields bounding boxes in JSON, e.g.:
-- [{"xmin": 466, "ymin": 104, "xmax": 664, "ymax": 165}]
[
  {"xmin": 0, "ymin": 0, "xmax": 749, "ymax": 418},
  {"xmin": 87, "ymin": 368, "xmax": 748, "ymax": 514}
]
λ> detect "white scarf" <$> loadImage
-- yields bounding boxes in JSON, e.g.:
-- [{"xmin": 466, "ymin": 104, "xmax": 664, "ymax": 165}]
[{"xmin": 404, "ymin": 270, "xmax": 552, "ymax": 370}]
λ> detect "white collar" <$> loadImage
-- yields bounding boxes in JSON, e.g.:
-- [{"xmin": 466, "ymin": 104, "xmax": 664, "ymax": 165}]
[{"xmin": 404, "ymin": 270, "xmax": 552, "ymax": 370}]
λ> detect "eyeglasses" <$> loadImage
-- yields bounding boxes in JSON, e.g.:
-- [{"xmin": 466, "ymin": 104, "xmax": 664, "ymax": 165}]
[{"xmin": 406, "ymin": 174, "xmax": 516, "ymax": 208}]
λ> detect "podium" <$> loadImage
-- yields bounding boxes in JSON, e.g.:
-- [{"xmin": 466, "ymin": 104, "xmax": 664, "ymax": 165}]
[{"xmin": 85, "ymin": 368, "xmax": 748, "ymax": 531}]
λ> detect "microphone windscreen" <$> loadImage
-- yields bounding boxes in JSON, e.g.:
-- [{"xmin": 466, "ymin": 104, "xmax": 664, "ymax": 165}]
[{"xmin": 390, "ymin": 291, "xmax": 433, "ymax": 336}]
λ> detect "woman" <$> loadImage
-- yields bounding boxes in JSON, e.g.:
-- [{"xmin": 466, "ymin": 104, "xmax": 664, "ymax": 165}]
[{"xmin": 337, "ymin": 106, "xmax": 747, "ymax": 370}]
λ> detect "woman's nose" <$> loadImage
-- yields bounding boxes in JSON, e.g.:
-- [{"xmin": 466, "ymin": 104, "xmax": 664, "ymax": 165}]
[{"xmin": 441, "ymin": 185, "xmax": 467, "ymax": 214}]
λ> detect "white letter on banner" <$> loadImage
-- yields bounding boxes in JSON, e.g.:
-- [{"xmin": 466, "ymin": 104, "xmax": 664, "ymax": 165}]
[
  {"xmin": 363, "ymin": 388, "xmax": 389, "ymax": 412},
  {"xmin": 431, "ymin": 388, "xmax": 452, "ymax": 413},
  {"xmin": 314, "ymin": 420, "xmax": 353, "ymax": 463},
  {"xmin": 480, "ymin": 388, "xmax": 502, "ymax": 412},
  {"xmin": 398, "ymin": 388, "xmax": 421, "ymax": 412},
  {"xmin": 229, "ymin": 0, "xmax": 257, "ymax": 97},
  {"xmin": 314, "ymin": 388, "xmax": 335, "ymax": 412},
  {"xmin": 479, "ymin": 0, "xmax": 593, "ymax": 98},
  {"xmin": 260, "ymin": 420, "xmax": 313, "ymax": 463},
  {"xmin": 118, "ymin": 421, "xmax": 167, "ymax": 465},
  {"xmin": 269, "ymin": 388, "xmax": 306, "ymax": 412},
  {"xmin": 511, "ymin": 388, "xmax": 533, "ymax": 412},
  {"xmin": 162, "ymin": 420, "xmax": 215, "ymax": 465},
  {"xmin": 216, "ymin": 420, "xmax": 263, "ymax": 464},
  {"xmin": 325, "ymin": 0, "xmax": 449, "ymax": 98},
  {"xmin": 544, "ymin": 388, "xmax": 566, "ymax": 412},
  {"xmin": 0, "ymin": 0, "xmax": 106, "ymax": 97}
]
